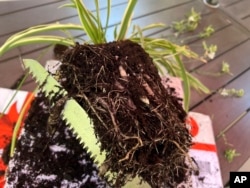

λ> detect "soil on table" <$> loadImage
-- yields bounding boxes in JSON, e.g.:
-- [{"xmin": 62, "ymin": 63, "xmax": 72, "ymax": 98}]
[
  {"xmin": 4, "ymin": 40, "xmax": 193, "ymax": 188},
  {"xmin": 4, "ymin": 92, "xmax": 108, "ymax": 188}
]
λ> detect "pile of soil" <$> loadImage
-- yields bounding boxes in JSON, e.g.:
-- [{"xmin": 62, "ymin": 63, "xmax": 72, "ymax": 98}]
[
  {"xmin": 4, "ymin": 92, "xmax": 108, "ymax": 187},
  {"xmin": 4, "ymin": 40, "xmax": 193, "ymax": 188}
]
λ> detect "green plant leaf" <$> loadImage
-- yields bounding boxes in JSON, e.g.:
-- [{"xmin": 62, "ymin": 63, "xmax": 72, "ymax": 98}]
[
  {"xmin": 4, "ymin": 36, "xmax": 75, "ymax": 53},
  {"xmin": 130, "ymin": 28, "xmax": 209, "ymax": 108},
  {"xmin": 171, "ymin": 64, "xmax": 210, "ymax": 94},
  {"xmin": 172, "ymin": 8, "xmax": 201, "ymax": 34},
  {"xmin": 129, "ymin": 23, "xmax": 166, "ymax": 38},
  {"xmin": 0, "ymin": 24, "xmax": 82, "ymax": 56},
  {"xmin": 199, "ymin": 25, "xmax": 215, "ymax": 38},
  {"xmin": 74, "ymin": 0, "xmax": 97, "ymax": 42},
  {"xmin": 116, "ymin": 0, "xmax": 138, "ymax": 40},
  {"xmin": 58, "ymin": 0, "xmax": 75, "ymax": 9},
  {"xmin": 73, "ymin": 0, "xmax": 105, "ymax": 43},
  {"xmin": 155, "ymin": 57, "xmax": 177, "ymax": 76},
  {"xmin": 104, "ymin": 0, "xmax": 111, "ymax": 37},
  {"xmin": 224, "ymin": 149, "xmax": 240, "ymax": 163},
  {"xmin": 10, "ymin": 90, "xmax": 36, "ymax": 157},
  {"xmin": 173, "ymin": 49, "xmax": 190, "ymax": 112}
]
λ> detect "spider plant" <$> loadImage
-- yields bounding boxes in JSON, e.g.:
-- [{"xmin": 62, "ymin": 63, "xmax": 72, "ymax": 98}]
[
  {"xmin": 0, "ymin": 0, "xmax": 209, "ymax": 112},
  {"xmin": 0, "ymin": 0, "xmax": 210, "ymax": 187}
]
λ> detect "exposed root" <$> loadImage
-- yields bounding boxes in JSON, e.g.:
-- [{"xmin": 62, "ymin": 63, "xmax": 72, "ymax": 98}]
[
  {"xmin": 58, "ymin": 40, "xmax": 193, "ymax": 187},
  {"xmin": 76, "ymin": 94, "xmax": 109, "ymax": 131}
]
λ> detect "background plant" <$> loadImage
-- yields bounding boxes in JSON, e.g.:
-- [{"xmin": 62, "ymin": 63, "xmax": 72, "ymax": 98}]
[
  {"xmin": 219, "ymin": 88, "xmax": 244, "ymax": 98},
  {"xmin": 172, "ymin": 8, "xmax": 201, "ymax": 34},
  {"xmin": 202, "ymin": 41, "xmax": 217, "ymax": 60},
  {"xmin": 222, "ymin": 134, "xmax": 241, "ymax": 163},
  {"xmin": 196, "ymin": 61, "xmax": 233, "ymax": 77}
]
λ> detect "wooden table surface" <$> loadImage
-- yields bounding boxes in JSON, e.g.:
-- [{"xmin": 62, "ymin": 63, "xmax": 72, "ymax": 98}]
[{"xmin": 0, "ymin": 0, "xmax": 249, "ymax": 186}]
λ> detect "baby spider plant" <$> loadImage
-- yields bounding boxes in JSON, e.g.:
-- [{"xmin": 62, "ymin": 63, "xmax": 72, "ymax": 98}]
[{"xmin": 222, "ymin": 134, "xmax": 241, "ymax": 163}]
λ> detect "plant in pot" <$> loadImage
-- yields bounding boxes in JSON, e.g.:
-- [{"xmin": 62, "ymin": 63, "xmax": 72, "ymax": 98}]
[{"xmin": 0, "ymin": 0, "xmax": 210, "ymax": 187}]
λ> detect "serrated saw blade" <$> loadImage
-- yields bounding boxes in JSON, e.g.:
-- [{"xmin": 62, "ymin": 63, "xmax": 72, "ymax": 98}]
[
  {"xmin": 23, "ymin": 59, "xmax": 66, "ymax": 99},
  {"xmin": 23, "ymin": 58, "xmax": 105, "ymax": 166},
  {"xmin": 62, "ymin": 99, "xmax": 105, "ymax": 165}
]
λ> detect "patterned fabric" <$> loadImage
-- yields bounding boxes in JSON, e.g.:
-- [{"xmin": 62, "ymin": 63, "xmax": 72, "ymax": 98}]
[{"xmin": 0, "ymin": 93, "xmax": 33, "ymax": 188}]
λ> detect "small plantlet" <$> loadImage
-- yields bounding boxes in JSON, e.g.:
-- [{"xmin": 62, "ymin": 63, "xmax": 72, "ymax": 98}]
[
  {"xmin": 221, "ymin": 61, "xmax": 233, "ymax": 75},
  {"xmin": 172, "ymin": 20, "xmax": 186, "ymax": 34},
  {"xmin": 196, "ymin": 61, "xmax": 233, "ymax": 77},
  {"xmin": 224, "ymin": 149, "xmax": 241, "ymax": 163},
  {"xmin": 202, "ymin": 41, "xmax": 217, "ymax": 59},
  {"xmin": 199, "ymin": 25, "xmax": 215, "ymax": 38},
  {"xmin": 219, "ymin": 88, "xmax": 244, "ymax": 97},
  {"xmin": 178, "ymin": 25, "xmax": 215, "ymax": 44},
  {"xmin": 186, "ymin": 8, "xmax": 201, "ymax": 31},
  {"xmin": 222, "ymin": 134, "xmax": 240, "ymax": 163},
  {"xmin": 172, "ymin": 8, "xmax": 201, "ymax": 34}
]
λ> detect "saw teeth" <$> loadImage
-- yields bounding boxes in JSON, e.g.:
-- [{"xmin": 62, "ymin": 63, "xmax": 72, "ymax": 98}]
[
  {"xmin": 23, "ymin": 59, "xmax": 114, "ymax": 183},
  {"xmin": 64, "ymin": 120, "xmax": 101, "ymax": 169},
  {"xmin": 61, "ymin": 107, "xmax": 113, "ymax": 185},
  {"xmin": 62, "ymin": 99, "xmax": 106, "ymax": 160},
  {"xmin": 28, "ymin": 69, "xmax": 40, "ymax": 85},
  {"xmin": 23, "ymin": 59, "xmax": 67, "ymax": 98}
]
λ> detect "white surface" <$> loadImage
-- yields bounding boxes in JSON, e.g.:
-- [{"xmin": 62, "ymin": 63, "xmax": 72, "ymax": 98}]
[{"xmin": 0, "ymin": 88, "xmax": 29, "ymax": 113}]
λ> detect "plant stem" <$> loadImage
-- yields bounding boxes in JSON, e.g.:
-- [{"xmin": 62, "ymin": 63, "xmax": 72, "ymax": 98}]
[{"xmin": 10, "ymin": 89, "xmax": 36, "ymax": 157}]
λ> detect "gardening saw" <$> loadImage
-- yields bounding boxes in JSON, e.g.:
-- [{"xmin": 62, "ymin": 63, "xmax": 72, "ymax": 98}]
[
  {"xmin": 23, "ymin": 59, "xmax": 106, "ymax": 170},
  {"xmin": 23, "ymin": 59, "xmax": 149, "ymax": 187}
]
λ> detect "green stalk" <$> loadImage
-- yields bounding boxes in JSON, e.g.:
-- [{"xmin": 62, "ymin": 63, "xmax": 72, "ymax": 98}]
[
  {"xmin": 10, "ymin": 88, "xmax": 37, "ymax": 157},
  {"xmin": 6, "ymin": 24, "xmax": 82, "ymax": 42},
  {"xmin": 94, "ymin": 0, "xmax": 105, "ymax": 42},
  {"xmin": 0, "ymin": 24, "xmax": 82, "ymax": 56},
  {"xmin": 156, "ymin": 58, "xmax": 177, "ymax": 76},
  {"xmin": 130, "ymin": 29, "xmax": 208, "ymax": 100},
  {"xmin": 173, "ymin": 52, "xmax": 190, "ymax": 112},
  {"xmin": 74, "ymin": 0, "xmax": 97, "ymax": 42},
  {"xmin": 104, "ymin": 0, "xmax": 111, "ymax": 38},
  {"xmin": 116, "ymin": 0, "xmax": 138, "ymax": 40},
  {"xmin": 3, "ymin": 36, "xmax": 75, "ymax": 53},
  {"xmin": 74, "ymin": 0, "xmax": 104, "ymax": 43},
  {"xmin": 170, "ymin": 63, "xmax": 210, "ymax": 94},
  {"xmin": 129, "ymin": 23, "xmax": 165, "ymax": 38},
  {"xmin": 189, "ymin": 76, "xmax": 210, "ymax": 94}
]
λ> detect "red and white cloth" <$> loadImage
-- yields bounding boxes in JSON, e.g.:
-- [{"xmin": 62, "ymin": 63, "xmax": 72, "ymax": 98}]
[{"xmin": 0, "ymin": 88, "xmax": 33, "ymax": 187}]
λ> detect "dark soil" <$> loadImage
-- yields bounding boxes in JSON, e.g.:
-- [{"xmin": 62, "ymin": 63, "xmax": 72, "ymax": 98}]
[
  {"xmin": 53, "ymin": 44, "xmax": 69, "ymax": 60},
  {"xmin": 5, "ymin": 92, "xmax": 108, "ymax": 188},
  {"xmin": 5, "ymin": 40, "xmax": 193, "ymax": 188}
]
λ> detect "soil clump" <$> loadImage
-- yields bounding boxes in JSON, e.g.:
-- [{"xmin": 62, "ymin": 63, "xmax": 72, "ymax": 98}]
[{"xmin": 5, "ymin": 40, "xmax": 193, "ymax": 188}]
